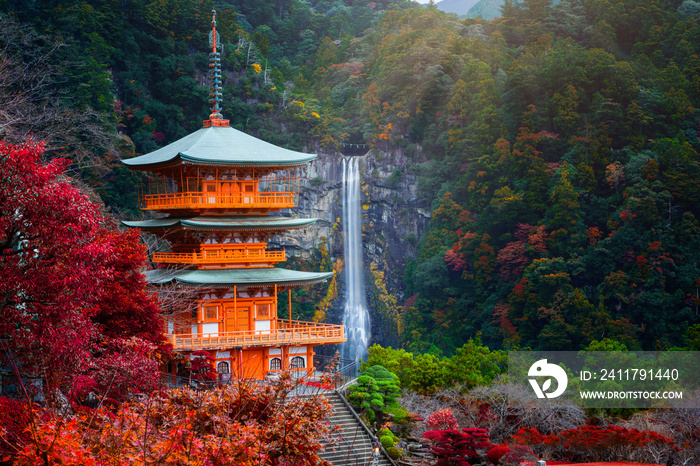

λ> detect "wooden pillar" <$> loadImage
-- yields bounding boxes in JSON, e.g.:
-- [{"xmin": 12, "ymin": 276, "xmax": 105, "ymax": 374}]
[
  {"xmin": 288, "ymin": 288, "xmax": 292, "ymax": 321},
  {"xmin": 233, "ymin": 285, "xmax": 237, "ymax": 330}
]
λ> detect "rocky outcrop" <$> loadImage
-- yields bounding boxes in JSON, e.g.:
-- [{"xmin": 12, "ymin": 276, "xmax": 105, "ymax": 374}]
[{"xmin": 270, "ymin": 148, "xmax": 430, "ymax": 349}]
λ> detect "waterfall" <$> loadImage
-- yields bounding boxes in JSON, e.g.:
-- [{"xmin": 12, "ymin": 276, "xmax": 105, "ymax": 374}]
[{"xmin": 340, "ymin": 157, "xmax": 370, "ymax": 364}]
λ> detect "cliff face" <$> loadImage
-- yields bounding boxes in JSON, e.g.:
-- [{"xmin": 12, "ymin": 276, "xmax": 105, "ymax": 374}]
[{"xmin": 270, "ymin": 148, "xmax": 430, "ymax": 349}]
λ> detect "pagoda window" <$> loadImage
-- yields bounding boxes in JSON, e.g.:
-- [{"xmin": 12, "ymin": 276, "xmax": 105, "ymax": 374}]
[
  {"xmin": 256, "ymin": 304, "xmax": 270, "ymax": 318},
  {"xmin": 270, "ymin": 358, "xmax": 282, "ymax": 370},
  {"xmin": 217, "ymin": 361, "xmax": 230, "ymax": 374},
  {"xmin": 290, "ymin": 356, "xmax": 305, "ymax": 370},
  {"xmin": 202, "ymin": 305, "xmax": 219, "ymax": 322}
]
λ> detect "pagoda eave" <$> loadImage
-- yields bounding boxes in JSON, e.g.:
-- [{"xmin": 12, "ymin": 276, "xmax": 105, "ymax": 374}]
[
  {"xmin": 122, "ymin": 158, "xmax": 310, "ymax": 172},
  {"xmin": 122, "ymin": 216, "xmax": 318, "ymax": 232},
  {"xmin": 121, "ymin": 126, "xmax": 317, "ymax": 169},
  {"xmin": 146, "ymin": 268, "xmax": 334, "ymax": 288}
]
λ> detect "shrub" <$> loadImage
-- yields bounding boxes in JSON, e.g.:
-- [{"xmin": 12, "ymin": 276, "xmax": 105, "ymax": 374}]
[
  {"xmin": 486, "ymin": 445, "xmax": 511, "ymax": 464},
  {"xmin": 511, "ymin": 425, "xmax": 678, "ymax": 463},
  {"xmin": 387, "ymin": 446, "xmax": 402, "ymax": 460},
  {"xmin": 380, "ymin": 435, "xmax": 395, "ymax": 450},
  {"xmin": 347, "ymin": 365, "xmax": 402, "ymax": 427},
  {"xmin": 425, "ymin": 407, "xmax": 459, "ymax": 431},
  {"xmin": 423, "ymin": 428, "xmax": 493, "ymax": 465},
  {"xmin": 559, "ymin": 425, "xmax": 677, "ymax": 463},
  {"xmin": 501, "ymin": 445, "xmax": 536, "ymax": 466}
]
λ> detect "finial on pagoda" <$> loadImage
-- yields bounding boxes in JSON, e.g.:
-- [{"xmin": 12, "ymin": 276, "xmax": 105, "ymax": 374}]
[{"xmin": 204, "ymin": 8, "xmax": 229, "ymax": 128}]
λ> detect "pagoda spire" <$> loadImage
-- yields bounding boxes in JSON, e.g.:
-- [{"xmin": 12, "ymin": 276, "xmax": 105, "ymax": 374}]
[{"xmin": 204, "ymin": 9, "xmax": 229, "ymax": 128}]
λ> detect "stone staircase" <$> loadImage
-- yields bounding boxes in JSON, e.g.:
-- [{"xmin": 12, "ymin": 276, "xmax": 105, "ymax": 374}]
[{"xmin": 319, "ymin": 391, "xmax": 394, "ymax": 466}]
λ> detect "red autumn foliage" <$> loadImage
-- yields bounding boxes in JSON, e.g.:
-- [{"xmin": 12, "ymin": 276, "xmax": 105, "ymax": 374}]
[
  {"xmin": 559, "ymin": 425, "xmax": 677, "ymax": 461},
  {"xmin": 0, "ymin": 397, "xmax": 33, "ymax": 459},
  {"xmin": 501, "ymin": 445, "xmax": 536, "ymax": 465},
  {"xmin": 188, "ymin": 350, "xmax": 218, "ymax": 381},
  {"xmin": 0, "ymin": 141, "xmax": 165, "ymax": 403},
  {"xmin": 3, "ymin": 374, "xmax": 334, "ymax": 466},
  {"xmin": 511, "ymin": 425, "xmax": 678, "ymax": 462},
  {"xmin": 446, "ymin": 247, "xmax": 470, "ymax": 272},
  {"xmin": 425, "ymin": 408, "xmax": 459, "ymax": 431},
  {"xmin": 422, "ymin": 428, "xmax": 493, "ymax": 466},
  {"xmin": 486, "ymin": 445, "xmax": 510, "ymax": 464},
  {"xmin": 497, "ymin": 240, "xmax": 528, "ymax": 281}
]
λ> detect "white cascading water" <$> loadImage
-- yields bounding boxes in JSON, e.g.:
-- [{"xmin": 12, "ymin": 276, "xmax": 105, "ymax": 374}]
[{"xmin": 340, "ymin": 157, "xmax": 370, "ymax": 364}]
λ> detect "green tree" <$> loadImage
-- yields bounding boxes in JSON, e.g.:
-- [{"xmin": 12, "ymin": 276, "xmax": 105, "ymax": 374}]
[{"xmin": 445, "ymin": 335, "xmax": 507, "ymax": 388}]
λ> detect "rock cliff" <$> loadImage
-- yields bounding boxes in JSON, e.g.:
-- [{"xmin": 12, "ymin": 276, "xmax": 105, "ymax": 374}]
[{"xmin": 270, "ymin": 148, "xmax": 430, "ymax": 349}]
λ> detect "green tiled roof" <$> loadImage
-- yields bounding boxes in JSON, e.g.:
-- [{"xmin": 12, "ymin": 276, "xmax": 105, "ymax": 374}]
[
  {"xmin": 122, "ymin": 216, "xmax": 317, "ymax": 231},
  {"xmin": 145, "ymin": 268, "xmax": 333, "ymax": 287},
  {"xmin": 122, "ymin": 126, "xmax": 316, "ymax": 168}
]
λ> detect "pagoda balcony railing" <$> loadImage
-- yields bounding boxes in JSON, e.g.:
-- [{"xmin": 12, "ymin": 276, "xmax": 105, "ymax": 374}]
[
  {"xmin": 153, "ymin": 249, "xmax": 286, "ymax": 266},
  {"xmin": 140, "ymin": 191, "xmax": 297, "ymax": 211},
  {"xmin": 166, "ymin": 320, "xmax": 345, "ymax": 351}
]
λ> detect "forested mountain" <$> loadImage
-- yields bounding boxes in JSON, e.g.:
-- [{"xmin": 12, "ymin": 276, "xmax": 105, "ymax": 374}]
[
  {"xmin": 1, "ymin": 0, "xmax": 699, "ymax": 354},
  {"xmin": 311, "ymin": 0, "xmax": 700, "ymax": 354}
]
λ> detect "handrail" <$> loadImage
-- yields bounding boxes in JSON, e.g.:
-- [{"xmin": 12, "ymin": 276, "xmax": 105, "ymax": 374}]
[
  {"xmin": 326, "ymin": 418, "xmax": 361, "ymax": 466},
  {"xmin": 140, "ymin": 191, "xmax": 298, "ymax": 210},
  {"xmin": 167, "ymin": 322, "xmax": 345, "ymax": 351},
  {"xmin": 334, "ymin": 390, "xmax": 398, "ymax": 466},
  {"xmin": 152, "ymin": 249, "xmax": 285, "ymax": 265},
  {"xmin": 313, "ymin": 355, "xmax": 357, "ymax": 390}
]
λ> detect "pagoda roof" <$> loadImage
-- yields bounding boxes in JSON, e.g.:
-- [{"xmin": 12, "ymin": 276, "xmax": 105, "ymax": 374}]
[
  {"xmin": 145, "ymin": 268, "xmax": 333, "ymax": 287},
  {"xmin": 122, "ymin": 216, "xmax": 317, "ymax": 232},
  {"xmin": 122, "ymin": 126, "xmax": 317, "ymax": 169}
]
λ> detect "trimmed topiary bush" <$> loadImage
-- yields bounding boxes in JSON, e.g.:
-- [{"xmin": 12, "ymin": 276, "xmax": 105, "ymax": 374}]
[
  {"xmin": 380, "ymin": 435, "xmax": 395, "ymax": 450},
  {"xmin": 387, "ymin": 446, "xmax": 402, "ymax": 460},
  {"xmin": 486, "ymin": 445, "xmax": 511, "ymax": 464}
]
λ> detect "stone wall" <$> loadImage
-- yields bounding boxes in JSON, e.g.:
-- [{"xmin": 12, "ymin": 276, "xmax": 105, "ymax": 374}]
[{"xmin": 269, "ymin": 148, "xmax": 430, "ymax": 349}]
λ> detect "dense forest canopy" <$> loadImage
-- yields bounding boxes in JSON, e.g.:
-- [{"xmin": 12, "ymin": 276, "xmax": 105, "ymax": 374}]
[{"xmin": 1, "ymin": 0, "xmax": 699, "ymax": 354}]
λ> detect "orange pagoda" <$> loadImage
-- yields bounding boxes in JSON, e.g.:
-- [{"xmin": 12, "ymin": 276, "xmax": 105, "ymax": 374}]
[{"xmin": 122, "ymin": 10, "xmax": 344, "ymax": 381}]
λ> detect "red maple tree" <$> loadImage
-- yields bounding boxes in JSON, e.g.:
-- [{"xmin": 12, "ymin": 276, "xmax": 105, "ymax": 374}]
[
  {"xmin": 0, "ymin": 141, "xmax": 165, "ymax": 404},
  {"xmin": 422, "ymin": 428, "xmax": 493, "ymax": 466}
]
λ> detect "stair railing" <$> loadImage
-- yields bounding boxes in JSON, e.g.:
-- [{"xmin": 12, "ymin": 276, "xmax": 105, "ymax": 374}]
[
  {"xmin": 333, "ymin": 390, "xmax": 398, "ymax": 466},
  {"xmin": 325, "ymin": 417, "xmax": 361, "ymax": 466}
]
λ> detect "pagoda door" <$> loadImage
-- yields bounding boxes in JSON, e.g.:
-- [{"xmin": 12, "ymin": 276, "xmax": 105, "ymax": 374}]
[
  {"xmin": 237, "ymin": 305, "xmax": 251, "ymax": 332},
  {"xmin": 220, "ymin": 181, "xmax": 231, "ymax": 204},
  {"xmin": 231, "ymin": 182, "xmax": 241, "ymax": 204},
  {"xmin": 224, "ymin": 303, "xmax": 251, "ymax": 334}
]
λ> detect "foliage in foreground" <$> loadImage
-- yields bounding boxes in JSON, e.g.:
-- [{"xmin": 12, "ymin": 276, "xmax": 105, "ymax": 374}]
[
  {"xmin": 0, "ymin": 141, "xmax": 166, "ymax": 405},
  {"xmin": 0, "ymin": 374, "xmax": 333, "ymax": 466}
]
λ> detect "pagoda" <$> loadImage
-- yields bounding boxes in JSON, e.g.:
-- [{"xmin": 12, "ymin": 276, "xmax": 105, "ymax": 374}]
[{"xmin": 122, "ymin": 10, "xmax": 344, "ymax": 381}]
